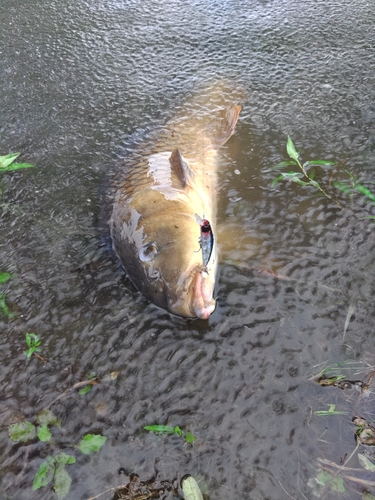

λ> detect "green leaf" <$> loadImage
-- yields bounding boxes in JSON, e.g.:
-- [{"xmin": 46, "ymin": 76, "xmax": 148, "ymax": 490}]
[
  {"xmin": 78, "ymin": 434, "xmax": 107, "ymax": 454},
  {"xmin": 0, "ymin": 162, "xmax": 34, "ymax": 172},
  {"xmin": 181, "ymin": 476, "xmax": 204, "ymax": 500},
  {"xmin": 332, "ymin": 181, "xmax": 352, "ymax": 195},
  {"xmin": 37, "ymin": 424, "xmax": 52, "ymax": 442},
  {"xmin": 363, "ymin": 493, "xmax": 375, "ymax": 500},
  {"xmin": 286, "ymin": 136, "xmax": 299, "ymax": 162},
  {"xmin": 144, "ymin": 425, "xmax": 177, "ymax": 434},
  {"xmin": 36, "ymin": 409, "xmax": 59, "ymax": 427},
  {"xmin": 32, "ymin": 455, "xmax": 55, "ymax": 490},
  {"xmin": 25, "ymin": 332, "xmax": 40, "ymax": 347},
  {"xmin": 271, "ymin": 160, "xmax": 297, "ymax": 169},
  {"xmin": 79, "ymin": 385, "xmax": 92, "ymax": 395},
  {"xmin": 0, "ymin": 272, "xmax": 12, "ymax": 284},
  {"xmin": 184, "ymin": 431, "xmax": 197, "ymax": 443},
  {"xmin": 315, "ymin": 470, "xmax": 345, "ymax": 492},
  {"xmin": 355, "ymin": 184, "xmax": 375, "ymax": 203},
  {"xmin": 9, "ymin": 420, "xmax": 36, "ymax": 442},
  {"xmin": 304, "ymin": 160, "xmax": 335, "ymax": 166},
  {"xmin": 0, "ymin": 153, "xmax": 20, "ymax": 168},
  {"xmin": 358, "ymin": 453, "xmax": 375, "ymax": 472},
  {"xmin": 272, "ymin": 172, "xmax": 307, "ymax": 187},
  {"xmin": 174, "ymin": 426, "xmax": 183, "ymax": 436},
  {"xmin": 55, "ymin": 452, "xmax": 76, "ymax": 465},
  {"xmin": 0, "ymin": 294, "xmax": 14, "ymax": 318},
  {"xmin": 314, "ymin": 402, "xmax": 347, "ymax": 416},
  {"xmin": 54, "ymin": 466, "xmax": 72, "ymax": 499}
]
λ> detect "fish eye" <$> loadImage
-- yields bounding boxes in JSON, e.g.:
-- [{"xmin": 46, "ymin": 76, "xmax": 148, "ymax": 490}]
[{"xmin": 139, "ymin": 242, "xmax": 159, "ymax": 262}]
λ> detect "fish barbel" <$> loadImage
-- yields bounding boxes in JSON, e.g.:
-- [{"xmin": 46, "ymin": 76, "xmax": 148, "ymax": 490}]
[{"xmin": 109, "ymin": 94, "xmax": 241, "ymax": 319}]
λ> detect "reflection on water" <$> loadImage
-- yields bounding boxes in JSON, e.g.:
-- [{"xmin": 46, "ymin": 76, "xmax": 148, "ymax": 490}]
[{"xmin": 1, "ymin": 0, "xmax": 375, "ymax": 498}]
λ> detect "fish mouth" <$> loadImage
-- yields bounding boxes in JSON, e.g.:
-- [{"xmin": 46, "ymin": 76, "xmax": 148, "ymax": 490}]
[{"xmin": 191, "ymin": 268, "xmax": 216, "ymax": 320}]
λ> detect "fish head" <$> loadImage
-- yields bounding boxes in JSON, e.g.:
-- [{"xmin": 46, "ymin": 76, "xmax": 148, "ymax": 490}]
[{"xmin": 129, "ymin": 206, "xmax": 217, "ymax": 319}]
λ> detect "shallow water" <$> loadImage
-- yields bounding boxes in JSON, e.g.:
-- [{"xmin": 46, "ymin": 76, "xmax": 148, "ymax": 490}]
[{"xmin": 1, "ymin": 0, "xmax": 375, "ymax": 499}]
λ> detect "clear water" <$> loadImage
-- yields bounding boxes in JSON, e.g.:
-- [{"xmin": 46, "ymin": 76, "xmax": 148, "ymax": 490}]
[{"xmin": 1, "ymin": 0, "xmax": 375, "ymax": 498}]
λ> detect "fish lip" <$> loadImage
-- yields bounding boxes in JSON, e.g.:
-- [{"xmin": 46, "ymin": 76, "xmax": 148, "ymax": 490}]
[{"xmin": 191, "ymin": 268, "xmax": 216, "ymax": 320}]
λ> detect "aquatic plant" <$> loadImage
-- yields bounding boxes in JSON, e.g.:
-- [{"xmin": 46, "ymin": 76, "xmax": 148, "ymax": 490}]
[
  {"xmin": 0, "ymin": 152, "xmax": 34, "ymax": 173},
  {"xmin": 0, "ymin": 272, "xmax": 14, "ymax": 318},
  {"xmin": 273, "ymin": 136, "xmax": 375, "ymax": 211},
  {"xmin": 8, "ymin": 408, "xmax": 107, "ymax": 499},
  {"xmin": 24, "ymin": 332, "xmax": 42, "ymax": 360},
  {"xmin": 272, "ymin": 136, "xmax": 337, "ymax": 204},
  {"xmin": 144, "ymin": 424, "xmax": 196, "ymax": 443}
]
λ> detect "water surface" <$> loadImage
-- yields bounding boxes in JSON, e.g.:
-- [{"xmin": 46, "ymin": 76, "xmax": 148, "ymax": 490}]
[{"xmin": 1, "ymin": 0, "xmax": 375, "ymax": 499}]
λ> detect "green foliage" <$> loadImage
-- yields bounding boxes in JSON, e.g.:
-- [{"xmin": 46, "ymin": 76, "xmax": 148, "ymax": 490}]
[
  {"xmin": 24, "ymin": 332, "xmax": 42, "ymax": 360},
  {"xmin": 36, "ymin": 409, "xmax": 59, "ymax": 427},
  {"xmin": 78, "ymin": 434, "xmax": 107, "ymax": 454},
  {"xmin": 358, "ymin": 453, "xmax": 375, "ymax": 472},
  {"xmin": 79, "ymin": 372, "xmax": 96, "ymax": 395},
  {"xmin": 315, "ymin": 470, "xmax": 345, "ymax": 493},
  {"xmin": 144, "ymin": 424, "xmax": 197, "ymax": 443},
  {"xmin": 9, "ymin": 421, "xmax": 36, "ymax": 442},
  {"xmin": 37, "ymin": 424, "xmax": 52, "ymax": 442},
  {"xmin": 314, "ymin": 404, "xmax": 347, "ymax": 416},
  {"xmin": 273, "ymin": 136, "xmax": 337, "ymax": 204},
  {"xmin": 0, "ymin": 293, "xmax": 14, "ymax": 318},
  {"xmin": 0, "ymin": 272, "xmax": 12, "ymax": 284},
  {"xmin": 32, "ymin": 453, "xmax": 76, "ymax": 499},
  {"xmin": 0, "ymin": 153, "xmax": 34, "ymax": 173},
  {"xmin": 274, "ymin": 137, "xmax": 375, "ymax": 212},
  {"xmin": 32, "ymin": 455, "xmax": 55, "ymax": 490}
]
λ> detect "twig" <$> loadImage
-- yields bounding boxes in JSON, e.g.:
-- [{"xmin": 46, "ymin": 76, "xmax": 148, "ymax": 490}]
[
  {"xmin": 34, "ymin": 353, "xmax": 48, "ymax": 364},
  {"xmin": 317, "ymin": 457, "xmax": 362, "ymax": 472},
  {"xmin": 44, "ymin": 378, "xmax": 99, "ymax": 410}
]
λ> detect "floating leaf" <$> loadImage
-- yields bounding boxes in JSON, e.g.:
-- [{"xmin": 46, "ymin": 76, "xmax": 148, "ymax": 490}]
[
  {"xmin": 55, "ymin": 452, "xmax": 76, "ymax": 465},
  {"xmin": 286, "ymin": 136, "xmax": 299, "ymax": 162},
  {"xmin": 79, "ymin": 385, "xmax": 92, "ymax": 395},
  {"xmin": 0, "ymin": 293, "xmax": 14, "ymax": 318},
  {"xmin": 272, "ymin": 172, "xmax": 309, "ymax": 187},
  {"xmin": 181, "ymin": 475, "xmax": 203, "ymax": 500},
  {"xmin": 32, "ymin": 455, "xmax": 55, "ymax": 490},
  {"xmin": 36, "ymin": 409, "xmax": 59, "ymax": 427},
  {"xmin": 332, "ymin": 181, "xmax": 352, "ymax": 195},
  {"xmin": 184, "ymin": 432, "xmax": 197, "ymax": 443},
  {"xmin": 0, "ymin": 272, "xmax": 12, "ymax": 284},
  {"xmin": 315, "ymin": 470, "xmax": 345, "ymax": 493},
  {"xmin": 0, "ymin": 153, "xmax": 20, "ymax": 168},
  {"xmin": 9, "ymin": 420, "xmax": 36, "ymax": 442},
  {"xmin": 144, "ymin": 425, "xmax": 177, "ymax": 434},
  {"xmin": 304, "ymin": 160, "xmax": 335, "ymax": 166},
  {"xmin": 54, "ymin": 466, "xmax": 72, "ymax": 499},
  {"xmin": 78, "ymin": 434, "xmax": 107, "ymax": 454},
  {"xmin": 2, "ymin": 162, "xmax": 34, "ymax": 171},
  {"xmin": 314, "ymin": 404, "xmax": 347, "ymax": 416},
  {"xmin": 271, "ymin": 160, "xmax": 297, "ymax": 169},
  {"xmin": 37, "ymin": 424, "xmax": 52, "ymax": 442},
  {"xmin": 358, "ymin": 453, "xmax": 375, "ymax": 472},
  {"xmin": 355, "ymin": 184, "xmax": 375, "ymax": 203},
  {"xmin": 363, "ymin": 493, "xmax": 375, "ymax": 500}
]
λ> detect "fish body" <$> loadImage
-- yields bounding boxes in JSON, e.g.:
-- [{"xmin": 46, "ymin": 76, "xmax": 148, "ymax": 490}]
[{"xmin": 109, "ymin": 94, "xmax": 241, "ymax": 319}]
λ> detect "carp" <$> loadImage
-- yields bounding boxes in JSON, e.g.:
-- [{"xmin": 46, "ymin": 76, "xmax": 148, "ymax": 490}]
[{"xmin": 108, "ymin": 92, "xmax": 241, "ymax": 319}]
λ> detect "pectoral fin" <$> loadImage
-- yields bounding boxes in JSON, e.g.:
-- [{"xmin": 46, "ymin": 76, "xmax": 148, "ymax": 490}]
[{"xmin": 169, "ymin": 148, "xmax": 194, "ymax": 188}]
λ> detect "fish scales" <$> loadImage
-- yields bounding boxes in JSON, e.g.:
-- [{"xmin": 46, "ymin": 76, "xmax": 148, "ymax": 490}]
[{"xmin": 109, "ymin": 87, "xmax": 241, "ymax": 319}]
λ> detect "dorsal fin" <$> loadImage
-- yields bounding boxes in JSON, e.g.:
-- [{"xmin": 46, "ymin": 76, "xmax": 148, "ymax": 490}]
[
  {"xmin": 169, "ymin": 148, "xmax": 193, "ymax": 188},
  {"xmin": 210, "ymin": 104, "xmax": 242, "ymax": 150}
]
